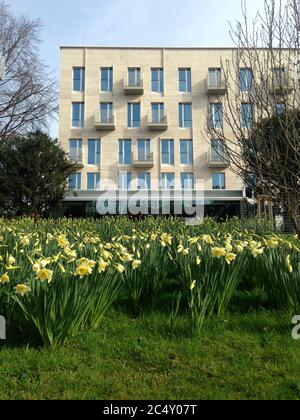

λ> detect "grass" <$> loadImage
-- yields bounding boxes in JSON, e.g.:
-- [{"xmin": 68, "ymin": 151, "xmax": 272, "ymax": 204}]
[{"xmin": 1, "ymin": 308, "xmax": 300, "ymax": 400}]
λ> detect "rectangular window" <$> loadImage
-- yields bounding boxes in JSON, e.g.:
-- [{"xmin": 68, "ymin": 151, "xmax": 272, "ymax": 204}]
[
  {"xmin": 69, "ymin": 139, "xmax": 82, "ymax": 162},
  {"xmin": 179, "ymin": 68, "xmax": 191, "ymax": 93},
  {"xmin": 87, "ymin": 173, "xmax": 101, "ymax": 190},
  {"xmin": 128, "ymin": 103, "xmax": 141, "ymax": 128},
  {"xmin": 118, "ymin": 172, "xmax": 132, "ymax": 190},
  {"xmin": 211, "ymin": 139, "xmax": 225, "ymax": 161},
  {"xmin": 101, "ymin": 67, "xmax": 113, "ymax": 92},
  {"xmin": 210, "ymin": 103, "xmax": 223, "ymax": 129},
  {"xmin": 208, "ymin": 68, "xmax": 222, "ymax": 88},
  {"xmin": 240, "ymin": 68, "xmax": 253, "ymax": 92},
  {"xmin": 73, "ymin": 67, "xmax": 85, "ymax": 92},
  {"xmin": 212, "ymin": 173, "xmax": 226, "ymax": 190},
  {"xmin": 137, "ymin": 172, "xmax": 151, "ymax": 190},
  {"xmin": 273, "ymin": 67, "xmax": 285, "ymax": 87},
  {"xmin": 72, "ymin": 102, "xmax": 84, "ymax": 128},
  {"xmin": 181, "ymin": 173, "xmax": 194, "ymax": 190},
  {"xmin": 68, "ymin": 173, "xmax": 81, "ymax": 191},
  {"xmin": 179, "ymin": 103, "xmax": 192, "ymax": 128},
  {"xmin": 161, "ymin": 139, "xmax": 174, "ymax": 165},
  {"xmin": 151, "ymin": 103, "xmax": 165, "ymax": 122},
  {"xmin": 100, "ymin": 102, "xmax": 113, "ymax": 122},
  {"xmin": 137, "ymin": 139, "xmax": 151, "ymax": 161},
  {"xmin": 151, "ymin": 68, "xmax": 164, "ymax": 92},
  {"xmin": 180, "ymin": 140, "xmax": 193, "ymax": 165},
  {"xmin": 276, "ymin": 103, "xmax": 286, "ymax": 114},
  {"xmin": 88, "ymin": 139, "xmax": 101, "ymax": 165},
  {"xmin": 119, "ymin": 139, "xmax": 132, "ymax": 165},
  {"xmin": 241, "ymin": 103, "xmax": 254, "ymax": 129},
  {"xmin": 161, "ymin": 173, "xmax": 175, "ymax": 190},
  {"xmin": 128, "ymin": 68, "xmax": 141, "ymax": 87}
]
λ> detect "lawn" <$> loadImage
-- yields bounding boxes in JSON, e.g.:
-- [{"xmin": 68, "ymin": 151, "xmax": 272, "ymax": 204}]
[{"xmin": 1, "ymin": 308, "xmax": 300, "ymax": 400}]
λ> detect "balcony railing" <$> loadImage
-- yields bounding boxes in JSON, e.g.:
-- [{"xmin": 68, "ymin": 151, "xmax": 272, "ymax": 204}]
[
  {"xmin": 94, "ymin": 112, "xmax": 116, "ymax": 130},
  {"xmin": 69, "ymin": 154, "xmax": 84, "ymax": 170},
  {"xmin": 270, "ymin": 75, "xmax": 294, "ymax": 95},
  {"xmin": 147, "ymin": 112, "xmax": 168, "ymax": 131},
  {"xmin": 132, "ymin": 151, "xmax": 154, "ymax": 168},
  {"xmin": 124, "ymin": 73, "xmax": 144, "ymax": 95},
  {"xmin": 206, "ymin": 73, "xmax": 227, "ymax": 95},
  {"xmin": 207, "ymin": 150, "xmax": 229, "ymax": 168}
]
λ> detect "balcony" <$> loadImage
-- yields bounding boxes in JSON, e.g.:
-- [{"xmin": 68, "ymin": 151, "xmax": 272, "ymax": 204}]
[
  {"xmin": 69, "ymin": 156, "xmax": 84, "ymax": 170},
  {"xmin": 207, "ymin": 150, "xmax": 229, "ymax": 168},
  {"xmin": 270, "ymin": 75, "xmax": 294, "ymax": 95},
  {"xmin": 206, "ymin": 73, "xmax": 227, "ymax": 95},
  {"xmin": 94, "ymin": 111, "xmax": 116, "ymax": 131},
  {"xmin": 124, "ymin": 73, "xmax": 144, "ymax": 95},
  {"xmin": 147, "ymin": 112, "xmax": 168, "ymax": 131},
  {"xmin": 132, "ymin": 152, "xmax": 154, "ymax": 168}
]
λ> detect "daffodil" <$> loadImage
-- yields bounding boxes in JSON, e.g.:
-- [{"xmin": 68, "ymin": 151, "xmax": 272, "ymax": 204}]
[
  {"xmin": 7, "ymin": 255, "xmax": 15, "ymax": 266},
  {"xmin": 37, "ymin": 269, "xmax": 53, "ymax": 284},
  {"xmin": 235, "ymin": 244, "xmax": 244, "ymax": 254},
  {"xmin": 0, "ymin": 273, "xmax": 9, "ymax": 284},
  {"xmin": 132, "ymin": 260, "xmax": 142, "ymax": 270},
  {"xmin": 251, "ymin": 248, "xmax": 264, "ymax": 258},
  {"xmin": 32, "ymin": 263, "xmax": 41, "ymax": 273},
  {"xmin": 15, "ymin": 284, "xmax": 31, "ymax": 296},
  {"xmin": 212, "ymin": 247, "xmax": 227, "ymax": 258},
  {"xmin": 115, "ymin": 264, "xmax": 125, "ymax": 274},
  {"xmin": 286, "ymin": 255, "xmax": 293, "ymax": 273},
  {"xmin": 190, "ymin": 280, "xmax": 196, "ymax": 290},
  {"xmin": 196, "ymin": 256, "xmax": 201, "ymax": 266},
  {"xmin": 202, "ymin": 235, "xmax": 214, "ymax": 245},
  {"xmin": 225, "ymin": 253, "xmax": 237, "ymax": 265},
  {"xmin": 75, "ymin": 264, "xmax": 93, "ymax": 278},
  {"xmin": 182, "ymin": 248, "xmax": 189, "ymax": 256},
  {"xmin": 98, "ymin": 259, "xmax": 109, "ymax": 273}
]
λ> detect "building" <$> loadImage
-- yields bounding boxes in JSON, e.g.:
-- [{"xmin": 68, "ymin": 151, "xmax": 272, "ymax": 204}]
[{"xmin": 59, "ymin": 47, "xmax": 244, "ymax": 218}]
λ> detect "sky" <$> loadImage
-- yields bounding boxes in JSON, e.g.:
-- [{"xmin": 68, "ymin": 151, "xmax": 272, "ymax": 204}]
[{"xmin": 9, "ymin": 0, "xmax": 264, "ymax": 137}]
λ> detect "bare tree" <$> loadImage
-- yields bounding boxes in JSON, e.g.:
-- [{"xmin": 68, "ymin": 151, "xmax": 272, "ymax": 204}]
[
  {"xmin": 206, "ymin": 0, "xmax": 300, "ymax": 233},
  {"xmin": 0, "ymin": 2, "xmax": 57, "ymax": 138}
]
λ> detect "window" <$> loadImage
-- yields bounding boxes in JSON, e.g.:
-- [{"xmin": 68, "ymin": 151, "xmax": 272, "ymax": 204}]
[
  {"xmin": 161, "ymin": 173, "xmax": 175, "ymax": 190},
  {"xmin": 100, "ymin": 102, "xmax": 113, "ymax": 122},
  {"xmin": 137, "ymin": 139, "xmax": 151, "ymax": 161},
  {"xmin": 151, "ymin": 103, "xmax": 165, "ymax": 122},
  {"xmin": 68, "ymin": 173, "xmax": 81, "ymax": 191},
  {"xmin": 212, "ymin": 173, "xmax": 225, "ymax": 190},
  {"xmin": 241, "ymin": 103, "xmax": 254, "ymax": 129},
  {"xmin": 180, "ymin": 140, "xmax": 193, "ymax": 165},
  {"xmin": 179, "ymin": 68, "xmax": 191, "ymax": 93},
  {"xmin": 137, "ymin": 173, "xmax": 151, "ymax": 190},
  {"xmin": 210, "ymin": 103, "xmax": 223, "ymax": 129},
  {"xmin": 118, "ymin": 172, "xmax": 132, "ymax": 190},
  {"xmin": 128, "ymin": 103, "xmax": 140, "ymax": 128},
  {"xmin": 273, "ymin": 67, "xmax": 285, "ymax": 87},
  {"xmin": 128, "ymin": 68, "xmax": 141, "ymax": 86},
  {"xmin": 87, "ymin": 173, "xmax": 101, "ymax": 190},
  {"xmin": 276, "ymin": 103, "xmax": 286, "ymax": 114},
  {"xmin": 101, "ymin": 67, "xmax": 113, "ymax": 92},
  {"xmin": 179, "ymin": 103, "xmax": 192, "ymax": 128},
  {"xmin": 73, "ymin": 67, "xmax": 85, "ymax": 92},
  {"xmin": 151, "ymin": 68, "xmax": 164, "ymax": 92},
  {"xmin": 119, "ymin": 140, "xmax": 132, "ymax": 165},
  {"xmin": 88, "ymin": 139, "xmax": 101, "ymax": 165},
  {"xmin": 72, "ymin": 103, "xmax": 84, "ymax": 128},
  {"xmin": 240, "ymin": 68, "xmax": 253, "ymax": 92},
  {"xmin": 181, "ymin": 173, "xmax": 194, "ymax": 190},
  {"xmin": 161, "ymin": 139, "xmax": 174, "ymax": 165},
  {"xmin": 211, "ymin": 139, "xmax": 225, "ymax": 161},
  {"xmin": 69, "ymin": 139, "xmax": 82, "ymax": 162},
  {"xmin": 208, "ymin": 68, "xmax": 222, "ymax": 88}
]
